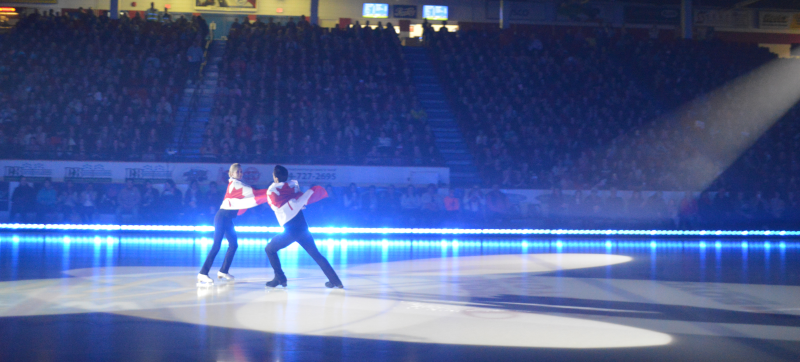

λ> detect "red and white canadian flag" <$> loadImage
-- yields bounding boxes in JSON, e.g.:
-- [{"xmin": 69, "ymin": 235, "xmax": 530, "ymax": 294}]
[
  {"xmin": 219, "ymin": 178, "xmax": 270, "ymax": 216},
  {"xmin": 266, "ymin": 180, "xmax": 328, "ymax": 226},
  {"xmin": 220, "ymin": 179, "xmax": 327, "ymax": 223}
]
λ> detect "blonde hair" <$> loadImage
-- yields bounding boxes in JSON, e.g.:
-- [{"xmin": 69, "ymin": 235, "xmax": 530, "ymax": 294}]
[{"xmin": 228, "ymin": 163, "xmax": 242, "ymax": 178}]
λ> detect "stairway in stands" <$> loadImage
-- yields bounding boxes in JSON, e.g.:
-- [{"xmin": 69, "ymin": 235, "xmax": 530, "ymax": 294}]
[
  {"xmin": 402, "ymin": 46, "xmax": 482, "ymax": 187},
  {"xmin": 172, "ymin": 40, "xmax": 226, "ymax": 160}
]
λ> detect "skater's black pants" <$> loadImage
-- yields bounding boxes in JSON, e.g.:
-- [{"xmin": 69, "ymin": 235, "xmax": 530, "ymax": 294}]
[
  {"xmin": 199, "ymin": 209, "xmax": 238, "ymax": 275},
  {"xmin": 265, "ymin": 229, "xmax": 341, "ymax": 285}
]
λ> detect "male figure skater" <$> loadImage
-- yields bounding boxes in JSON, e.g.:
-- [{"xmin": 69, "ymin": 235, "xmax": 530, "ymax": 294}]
[
  {"xmin": 198, "ymin": 163, "xmax": 267, "ymax": 285},
  {"xmin": 265, "ymin": 165, "xmax": 344, "ymax": 289}
]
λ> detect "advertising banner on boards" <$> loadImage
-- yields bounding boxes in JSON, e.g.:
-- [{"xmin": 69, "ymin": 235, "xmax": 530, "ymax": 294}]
[
  {"xmin": 3, "ymin": 162, "xmax": 53, "ymax": 182},
  {"xmin": 0, "ymin": 182, "xmax": 7, "ymax": 212},
  {"xmin": 1, "ymin": 160, "xmax": 450, "ymax": 187},
  {"xmin": 64, "ymin": 164, "xmax": 113, "ymax": 183}
]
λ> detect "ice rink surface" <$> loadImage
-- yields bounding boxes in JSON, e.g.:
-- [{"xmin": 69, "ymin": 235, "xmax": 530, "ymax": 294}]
[{"xmin": 0, "ymin": 233, "xmax": 798, "ymax": 361}]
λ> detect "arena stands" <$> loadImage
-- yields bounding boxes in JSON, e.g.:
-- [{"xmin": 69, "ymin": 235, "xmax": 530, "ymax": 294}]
[
  {"xmin": 202, "ymin": 19, "xmax": 443, "ymax": 166},
  {"xmin": 428, "ymin": 26, "xmax": 659, "ymax": 189},
  {"xmin": 613, "ymin": 35, "xmax": 800, "ymax": 204},
  {"xmin": 425, "ymin": 25, "xmax": 794, "ymax": 193},
  {"xmin": 2, "ymin": 13, "xmax": 798, "ymax": 230},
  {"xmin": 0, "ymin": 10, "xmax": 205, "ymax": 161}
]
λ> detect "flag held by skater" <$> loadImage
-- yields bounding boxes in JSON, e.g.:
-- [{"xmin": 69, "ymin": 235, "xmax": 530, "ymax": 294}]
[
  {"xmin": 219, "ymin": 178, "xmax": 327, "ymax": 221},
  {"xmin": 266, "ymin": 181, "xmax": 328, "ymax": 225}
]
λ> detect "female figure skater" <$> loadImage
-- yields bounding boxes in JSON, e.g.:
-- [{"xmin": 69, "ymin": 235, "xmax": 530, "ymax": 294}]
[
  {"xmin": 265, "ymin": 165, "xmax": 344, "ymax": 289},
  {"xmin": 198, "ymin": 163, "xmax": 266, "ymax": 285}
]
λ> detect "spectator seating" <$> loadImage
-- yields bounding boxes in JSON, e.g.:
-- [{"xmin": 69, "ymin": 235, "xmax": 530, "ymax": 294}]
[
  {"xmin": 9, "ymin": 178, "xmax": 799, "ymax": 230},
  {"xmin": 425, "ymin": 26, "xmax": 791, "ymax": 193},
  {"xmin": 0, "ymin": 10, "xmax": 204, "ymax": 161},
  {"xmin": 2, "ymin": 17, "xmax": 799, "ymax": 230},
  {"xmin": 200, "ymin": 19, "xmax": 443, "ymax": 166}
]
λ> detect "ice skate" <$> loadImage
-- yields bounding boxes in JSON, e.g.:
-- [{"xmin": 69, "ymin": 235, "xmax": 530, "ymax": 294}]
[
  {"xmin": 265, "ymin": 273, "xmax": 287, "ymax": 288},
  {"xmin": 197, "ymin": 273, "xmax": 214, "ymax": 286},
  {"xmin": 217, "ymin": 271, "xmax": 235, "ymax": 281}
]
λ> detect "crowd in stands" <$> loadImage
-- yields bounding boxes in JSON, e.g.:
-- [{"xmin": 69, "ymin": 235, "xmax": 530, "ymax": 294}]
[
  {"xmin": 0, "ymin": 9, "xmax": 208, "ymax": 161},
  {"xmin": 535, "ymin": 187, "xmax": 799, "ymax": 230},
  {"xmin": 9, "ymin": 178, "xmax": 798, "ymax": 230},
  {"xmin": 425, "ymin": 25, "xmax": 797, "ymax": 197},
  {"xmin": 8, "ymin": 177, "xmax": 225, "ymax": 225},
  {"xmin": 201, "ymin": 18, "xmax": 443, "ymax": 166},
  {"xmin": 2, "ymin": 15, "xmax": 798, "ymax": 230},
  {"xmin": 612, "ymin": 31, "xmax": 799, "ymax": 196}
]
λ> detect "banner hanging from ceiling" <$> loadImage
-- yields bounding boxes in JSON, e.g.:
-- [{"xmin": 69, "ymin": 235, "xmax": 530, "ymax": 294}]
[
  {"xmin": 485, "ymin": 1, "xmax": 550, "ymax": 22},
  {"xmin": 694, "ymin": 9, "xmax": 753, "ymax": 29},
  {"xmin": 392, "ymin": 5, "xmax": 417, "ymax": 19},
  {"xmin": 195, "ymin": 0, "xmax": 257, "ymax": 13},
  {"xmin": 624, "ymin": 5, "xmax": 680, "ymax": 25},
  {"xmin": 759, "ymin": 11, "xmax": 795, "ymax": 29}
]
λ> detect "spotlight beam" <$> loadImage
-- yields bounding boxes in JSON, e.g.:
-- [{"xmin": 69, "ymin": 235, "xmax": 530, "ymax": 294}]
[{"xmin": 628, "ymin": 57, "xmax": 800, "ymax": 191}]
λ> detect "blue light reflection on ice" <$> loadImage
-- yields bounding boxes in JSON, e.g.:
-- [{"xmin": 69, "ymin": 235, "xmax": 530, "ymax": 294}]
[
  {"xmin": 4, "ymin": 235, "xmax": 800, "ymax": 250},
  {"xmin": 1, "ymin": 235, "xmax": 798, "ymax": 274},
  {"xmin": 780, "ymin": 241, "xmax": 787, "ymax": 284},
  {"xmin": 699, "ymin": 240, "xmax": 706, "ymax": 282},
  {"xmin": 1, "ymin": 234, "xmax": 799, "ymax": 286},
  {"xmin": 2, "ymin": 223, "xmax": 800, "ymax": 237}
]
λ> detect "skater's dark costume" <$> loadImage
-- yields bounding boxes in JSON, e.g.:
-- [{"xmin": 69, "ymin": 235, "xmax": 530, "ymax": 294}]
[
  {"xmin": 265, "ymin": 210, "xmax": 342, "ymax": 286},
  {"xmin": 199, "ymin": 174, "xmax": 268, "ymax": 278},
  {"xmin": 199, "ymin": 209, "xmax": 238, "ymax": 275},
  {"xmin": 264, "ymin": 169, "xmax": 342, "ymax": 288}
]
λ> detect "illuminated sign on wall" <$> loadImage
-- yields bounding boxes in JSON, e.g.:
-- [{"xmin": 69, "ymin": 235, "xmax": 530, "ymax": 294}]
[
  {"xmin": 363, "ymin": 3, "xmax": 389, "ymax": 18},
  {"xmin": 196, "ymin": 0, "xmax": 257, "ymax": 13},
  {"xmin": 423, "ymin": 5, "xmax": 448, "ymax": 21},
  {"xmin": 393, "ymin": 5, "xmax": 417, "ymax": 19}
]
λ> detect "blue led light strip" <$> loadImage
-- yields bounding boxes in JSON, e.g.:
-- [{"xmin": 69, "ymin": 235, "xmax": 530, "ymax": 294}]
[
  {"xmin": 3, "ymin": 237, "xmax": 795, "ymax": 249},
  {"xmin": 0, "ymin": 223, "xmax": 799, "ymax": 237}
]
